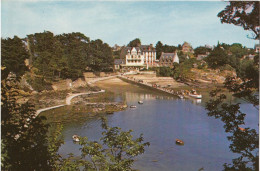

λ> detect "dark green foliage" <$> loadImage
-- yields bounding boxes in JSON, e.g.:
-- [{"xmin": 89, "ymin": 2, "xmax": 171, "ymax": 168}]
[
  {"xmin": 56, "ymin": 32, "xmax": 90, "ymax": 79},
  {"xmin": 88, "ymin": 39, "xmax": 114, "ymax": 72},
  {"xmin": 113, "ymin": 50, "xmax": 121, "ymax": 59},
  {"xmin": 218, "ymin": 1, "xmax": 259, "ymax": 39},
  {"xmin": 194, "ymin": 46, "xmax": 212, "ymax": 56},
  {"xmin": 155, "ymin": 41, "xmax": 163, "ymax": 59},
  {"xmin": 155, "ymin": 41, "xmax": 177, "ymax": 59},
  {"xmin": 172, "ymin": 58, "xmax": 196, "ymax": 81},
  {"xmin": 1, "ymin": 36, "xmax": 29, "ymax": 80},
  {"xmin": 177, "ymin": 51, "xmax": 187, "ymax": 63},
  {"xmin": 157, "ymin": 67, "xmax": 173, "ymax": 77},
  {"xmin": 205, "ymin": 45, "xmax": 228, "ymax": 69},
  {"xmin": 127, "ymin": 38, "xmax": 141, "ymax": 47},
  {"xmin": 205, "ymin": 37, "xmax": 259, "ymax": 170},
  {"xmin": 56, "ymin": 117, "xmax": 150, "ymax": 170},
  {"xmin": 24, "ymin": 31, "xmax": 114, "ymax": 81},
  {"xmin": 1, "ymin": 79, "xmax": 53, "ymax": 170},
  {"xmin": 206, "ymin": 89, "xmax": 259, "ymax": 170}
]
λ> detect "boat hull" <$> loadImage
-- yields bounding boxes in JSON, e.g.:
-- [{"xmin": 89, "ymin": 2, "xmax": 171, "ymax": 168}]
[{"xmin": 189, "ymin": 94, "xmax": 202, "ymax": 99}]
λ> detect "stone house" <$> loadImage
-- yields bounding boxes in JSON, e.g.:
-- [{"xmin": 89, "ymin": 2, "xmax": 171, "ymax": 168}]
[
  {"xmin": 182, "ymin": 42, "xmax": 194, "ymax": 53},
  {"xmin": 159, "ymin": 52, "xmax": 179, "ymax": 67},
  {"xmin": 114, "ymin": 59, "xmax": 125, "ymax": 70}
]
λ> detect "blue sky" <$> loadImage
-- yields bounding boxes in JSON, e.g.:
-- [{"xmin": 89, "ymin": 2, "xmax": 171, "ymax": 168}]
[{"xmin": 2, "ymin": 1, "xmax": 258, "ymax": 48}]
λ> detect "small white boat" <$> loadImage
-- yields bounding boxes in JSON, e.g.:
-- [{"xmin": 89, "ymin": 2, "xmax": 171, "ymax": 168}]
[
  {"xmin": 189, "ymin": 94, "xmax": 202, "ymax": 99},
  {"xmin": 189, "ymin": 89, "xmax": 202, "ymax": 99},
  {"xmin": 72, "ymin": 135, "xmax": 80, "ymax": 142},
  {"xmin": 138, "ymin": 101, "xmax": 143, "ymax": 104},
  {"xmin": 178, "ymin": 95, "xmax": 184, "ymax": 99},
  {"xmin": 130, "ymin": 105, "xmax": 137, "ymax": 108}
]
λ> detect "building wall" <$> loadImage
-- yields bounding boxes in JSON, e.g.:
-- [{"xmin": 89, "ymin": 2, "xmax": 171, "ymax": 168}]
[
  {"xmin": 124, "ymin": 47, "xmax": 157, "ymax": 68},
  {"xmin": 125, "ymin": 48, "xmax": 144, "ymax": 66},
  {"xmin": 143, "ymin": 51, "xmax": 156, "ymax": 66}
]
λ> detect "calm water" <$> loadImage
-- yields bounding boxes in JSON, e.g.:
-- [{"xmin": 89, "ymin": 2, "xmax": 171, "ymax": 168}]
[{"xmin": 58, "ymin": 78, "xmax": 258, "ymax": 171}]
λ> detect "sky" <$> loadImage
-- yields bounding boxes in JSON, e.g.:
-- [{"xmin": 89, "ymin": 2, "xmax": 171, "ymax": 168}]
[{"xmin": 1, "ymin": 1, "xmax": 258, "ymax": 48}]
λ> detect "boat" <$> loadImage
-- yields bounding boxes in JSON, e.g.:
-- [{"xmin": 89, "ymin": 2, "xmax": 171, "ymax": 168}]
[
  {"xmin": 72, "ymin": 135, "xmax": 80, "ymax": 142},
  {"xmin": 138, "ymin": 101, "xmax": 143, "ymax": 104},
  {"xmin": 175, "ymin": 139, "xmax": 184, "ymax": 145},
  {"xmin": 239, "ymin": 127, "xmax": 245, "ymax": 131},
  {"xmin": 189, "ymin": 89, "xmax": 202, "ymax": 99},
  {"xmin": 130, "ymin": 105, "xmax": 137, "ymax": 108},
  {"xmin": 178, "ymin": 95, "xmax": 184, "ymax": 99}
]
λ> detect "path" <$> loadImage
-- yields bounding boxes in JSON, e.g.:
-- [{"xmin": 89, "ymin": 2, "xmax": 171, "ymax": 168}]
[
  {"xmin": 35, "ymin": 75, "xmax": 116, "ymax": 116},
  {"xmin": 36, "ymin": 90, "xmax": 105, "ymax": 116}
]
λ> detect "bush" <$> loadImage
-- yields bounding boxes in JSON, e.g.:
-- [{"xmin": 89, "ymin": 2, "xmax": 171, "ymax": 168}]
[
  {"xmin": 157, "ymin": 67, "xmax": 173, "ymax": 77},
  {"xmin": 219, "ymin": 64, "xmax": 235, "ymax": 72}
]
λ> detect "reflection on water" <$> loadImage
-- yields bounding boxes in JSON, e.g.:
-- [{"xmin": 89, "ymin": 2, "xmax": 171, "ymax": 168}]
[{"xmin": 57, "ymin": 78, "xmax": 258, "ymax": 171}]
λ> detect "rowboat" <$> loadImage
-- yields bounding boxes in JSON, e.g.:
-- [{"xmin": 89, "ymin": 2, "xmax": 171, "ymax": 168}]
[
  {"xmin": 138, "ymin": 101, "xmax": 143, "ymax": 104},
  {"xmin": 72, "ymin": 135, "xmax": 80, "ymax": 142},
  {"xmin": 189, "ymin": 89, "xmax": 202, "ymax": 99},
  {"xmin": 176, "ymin": 139, "xmax": 184, "ymax": 145}
]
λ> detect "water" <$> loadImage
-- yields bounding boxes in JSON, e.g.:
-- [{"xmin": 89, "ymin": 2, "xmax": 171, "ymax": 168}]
[{"xmin": 57, "ymin": 78, "xmax": 258, "ymax": 171}]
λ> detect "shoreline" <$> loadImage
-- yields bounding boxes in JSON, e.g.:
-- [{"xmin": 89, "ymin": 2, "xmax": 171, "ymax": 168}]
[
  {"xmin": 35, "ymin": 90, "xmax": 105, "ymax": 116},
  {"xmin": 34, "ymin": 73, "xmax": 223, "ymax": 116}
]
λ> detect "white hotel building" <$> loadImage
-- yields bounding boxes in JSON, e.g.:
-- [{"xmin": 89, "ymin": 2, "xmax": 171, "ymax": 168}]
[{"xmin": 122, "ymin": 44, "xmax": 157, "ymax": 69}]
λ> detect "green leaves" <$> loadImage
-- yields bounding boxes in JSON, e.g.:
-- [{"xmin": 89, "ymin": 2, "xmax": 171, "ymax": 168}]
[
  {"xmin": 218, "ymin": 1, "xmax": 259, "ymax": 39},
  {"xmin": 206, "ymin": 89, "xmax": 258, "ymax": 170},
  {"xmin": 1, "ymin": 79, "xmax": 53, "ymax": 170},
  {"xmin": 128, "ymin": 38, "xmax": 141, "ymax": 47},
  {"xmin": 62, "ymin": 117, "xmax": 150, "ymax": 171},
  {"xmin": 1, "ymin": 36, "xmax": 30, "ymax": 80}
]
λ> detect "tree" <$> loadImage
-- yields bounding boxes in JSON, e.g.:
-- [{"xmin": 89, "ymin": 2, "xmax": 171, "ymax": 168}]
[
  {"xmin": 128, "ymin": 38, "xmax": 141, "ymax": 47},
  {"xmin": 55, "ymin": 117, "xmax": 150, "ymax": 170},
  {"xmin": 206, "ymin": 89, "xmax": 259, "ymax": 170},
  {"xmin": 194, "ymin": 46, "xmax": 212, "ymax": 56},
  {"xmin": 218, "ymin": 1, "xmax": 260, "ymax": 39},
  {"xmin": 88, "ymin": 39, "xmax": 113, "ymax": 72},
  {"xmin": 156, "ymin": 41, "xmax": 163, "ymax": 59},
  {"xmin": 209, "ymin": 4, "xmax": 260, "ymax": 169},
  {"xmin": 1, "ymin": 78, "xmax": 53, "ymax": 170},
  {"xmin": 157, "ymin": 67, "xmax": 173, "ymax": 77},
  {"xmin": 205, "ymin": 45, "xmax": 228, "ymax": 69},
  {"xmin": 1, "ymin": 36, "xmax": 29, "ymax": 80},
  {"xmin": 172, "ymin": 58, "xmax": 196, "ymax": 81},
  {"xmin": 155, "ymin": 41, "xmax": 178, "ymax": 60}
]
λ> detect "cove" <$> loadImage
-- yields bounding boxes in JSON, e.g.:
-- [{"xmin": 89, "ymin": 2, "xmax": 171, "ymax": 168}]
[{"xmin": 57, "ymin": 78, "xmax": 258, "ymax": 171}]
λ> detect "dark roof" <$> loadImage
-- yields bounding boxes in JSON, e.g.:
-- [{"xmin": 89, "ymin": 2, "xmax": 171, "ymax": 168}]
[
  {"xmin": 140, "ymin": 45, "xmax": 156, "ymax": 52},
  {"xmin": 114, "ymin": 59, "xmax": 125, "ymax": 65},
  {"xmin": 124, "ymin": 45, "xmax": 156, "ymax": 53},
  {"xmin": 125, "ymin": 47, "xmax": 141, "ymax": 52},
  {"xmin": 160, "ymin": 53, "xmax": 175, "ymax": 60}
]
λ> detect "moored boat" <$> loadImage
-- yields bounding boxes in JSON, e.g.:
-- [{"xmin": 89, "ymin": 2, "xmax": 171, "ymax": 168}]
[
  {"xmin": 176, "ymin": 139, "xmax": 184, "ymax": 145},
  {"xmin": 178, "ymin": 95, "xmax": 184, "ymax": 99},
  {"xmin": 72, "ymin": 135, "xmax": 80, "ymax": 142},
  {"xmin": 189, "ymin": 89, "xmax": 202, "ymax": 99},
  {"xmin": 130, "ymin": 105, "xmax": 137, "ymax": 108},
  {"xmin": 138, "ymin": 101, "xmax": 143, "ymax": 104}
]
